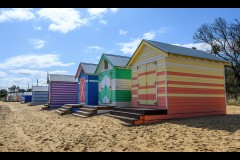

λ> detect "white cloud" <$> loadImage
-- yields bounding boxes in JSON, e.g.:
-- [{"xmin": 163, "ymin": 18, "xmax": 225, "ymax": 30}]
[
  {"xmin": 48, "ymin": 70, "xmax": 68, "ymax": 75},
  {"xmin": 109, "ymin": 8, "xmax": 119, "ymax": 12},
  {"xmin": 0, "ymin": 77, "xmax": 32, "ymax": 89},
  {"xmin": 31, "ymin": 39, "xmax": 45, "ymax": 49},
  {"xmin": 96, "ymin": 56, "xmax": 100, "ymax": 59},
  {"xmin": 0, "ymin": 71, "xmax": 6, "ymax": 77},
  {"xmin": 99, "ymin": 19, "xmax": 107, "ymax": 25},
  {"xmin": 143, "ymin": 31, "xmax": 156, "ymax": 40},
  {"xmin": 87, "ymin": 8, "xmax": 119, "ymax": 26},
  {"xmin": 10, "ymin": 69, "xmax": 67, "ymax": 77},
  {"xmin": 172, "ymin": 42, "xmax": 211, "ymax": 52},
  {"xmin": 157, "ymin": 28, "xmax": 167, "ymax": 35},
  {"xmin": 5, "ymin": 69, "xmax": 68, "ymax": 88},
  {"xmin": 10, "ymin": 69, "xmax": 47, "ymax": 77},
  {"xmin": 34, "ymin": 26, "xmax": 42, "ymax": 30},
  {"xmin": 119, "ymin": 29, "xmax": 128, "ymax": 35},
  {"xmin": 0, "ymin": 8, "xmax": 35, "ymax": 23},
  {"xmin": 87, "ymin": 8, "xmax": 108, "ymax": 18},
  {"xmin": 88, "ymin": 45, "xmax": 103, "ymax": 51},
  {"xmin": 119, "ymin": 31, "xmax": 156, "ymax": 55},
  {"xmin": 0, "ymin": 54, "xmax": 74, "ymax": 69},
  {"xmin": 37, "ymin": 8, "xmax": 88, "ymax": 33}
]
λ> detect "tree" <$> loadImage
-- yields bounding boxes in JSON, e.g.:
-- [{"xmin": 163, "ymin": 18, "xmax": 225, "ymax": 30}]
[
  {"xmin": 0, "ymin": 89, "xmax": 7, "ymax": 98},
  {"xmin": 193, "ymin": 17, "xmax": 240, "ymax": 100},
  {"xmin": 18, "ymin": 89, "xmax": 26, "ymax": 92},
  {"xmin": 225, "ymin": 67, "xmax": 240, "ymax": 100}
]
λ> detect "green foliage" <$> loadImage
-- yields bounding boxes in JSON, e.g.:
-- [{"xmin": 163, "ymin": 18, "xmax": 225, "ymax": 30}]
[
  {"xmin": 0, "ymin": 89, "xmax": 7, "ymax": 98},
  {"xmin": 225, "ymin": 67, "xmax": 240, "ymax": 101}
]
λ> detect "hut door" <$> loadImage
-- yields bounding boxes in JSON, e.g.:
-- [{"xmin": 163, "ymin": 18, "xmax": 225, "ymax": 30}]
[
  {"xmin": 137, "ymin": 64, "xmax": 147, "ymax": 105},
  {"xmin": 80, "ymin": 78, "xmax": 86, "ymax": 103},
  {"xmin": 137, "ymin": 62, "xmax": 157, "ymax": 106},
  {"xmin": 146, "ymin": 62, "xmax": 157, "ymax": 105},
  {"xmin": 104, "ymin": 70, "xmax": 112, "ymax": 103},
  {"xmin": 100, "ymin": 70, "xmax": 111, "ymax": 104}
]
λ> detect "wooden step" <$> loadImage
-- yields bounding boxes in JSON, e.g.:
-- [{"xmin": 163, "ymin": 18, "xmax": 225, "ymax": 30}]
[
  {"xmin": 55, "ymin": 110, "xmax": 64, "ymax": 115},
  {"xmin": 65, "ymin": 104, "xmax": 84, "ymax": 107},
  {"xmin": 109, "ymin": 110, "xmax": 143, "ymax": 119},
  {"xmin": 41, "ymin": 106, "xmax": 49, "ymax": 110},
  {"xmin": 105, "ymin": 114, "xmax": 136, "ymax": 125},
  {"xmin": 79, "ymin": 108, "xmax": 97, "ymax": 115},
  {"xmin": 58, "ymin": 108, "xmax": 67, "ymax": 112},
  {"xmin": 76, "ymin": 110, "xmax": 92, "ymax": 117},
  {"xmin": 62, "ymin": 106, "xmax": 72, "ymax": 110},
  {"xmin": 72, "ymin": 113, "xmax": 88, "ymax": 118}
]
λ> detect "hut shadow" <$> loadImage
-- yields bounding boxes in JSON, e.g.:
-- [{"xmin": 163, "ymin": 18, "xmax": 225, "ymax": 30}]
[{"xmin": 137, "ymin": 114, "xmax": 240, "ymax": 132}]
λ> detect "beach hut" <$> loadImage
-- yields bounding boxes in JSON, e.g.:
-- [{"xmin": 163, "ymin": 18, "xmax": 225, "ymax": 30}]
[
  {"xmin": 18, "ymin": 92, "xmax": 24, "ymax": 102},
  {"xmin": 75, "ymin": 62, "xmax": 98, "ymax": 105},
  {"xmin": 13, "ymin": 93, "xmax": 19, "ymax": 102},
  {"xmin": 110, "ymin": 39, "xmax": 230, "ymax": 125},
  {"xmin": 21, "ymin": 92, "xmax": 32, "ymax": 103},
  {"xmin": 47, "ymin": 74, "xmax": 78, "ymax": 109},
  {"xmin": 94, "ymin": 53, "xmax": 132, "ymax": 107},
  {"xmin": 31, "ymin": 86, "xmax": 48, "ymax": 105}
]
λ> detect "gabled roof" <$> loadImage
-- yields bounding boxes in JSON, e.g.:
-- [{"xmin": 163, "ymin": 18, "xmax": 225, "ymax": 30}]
[
  {"xmin": 32, "ymin": 86, "xmax": 48, "ymax": 92},
  {"xmin": 75, "ymin": 62, "xmax": 97, "ymax": 78},
  {"xmin": 47, "ymin": 74, "xmax": 77, "ymax": 83},
  {"xmin": 104, "ymin": 54, "xmax": 131, "ymax": 67},
  {"xmin": 94, "ymin": 53, "xmax": 131, "ymax": 74},
  {"xmin": 145, "ymin": 39, "xmax": 229, "ymax": 62}
]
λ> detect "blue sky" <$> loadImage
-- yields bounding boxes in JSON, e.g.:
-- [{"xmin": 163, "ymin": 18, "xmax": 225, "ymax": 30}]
[{"xmin": 0, "ymin": 8, "xmax": 239, "ymax": 90}]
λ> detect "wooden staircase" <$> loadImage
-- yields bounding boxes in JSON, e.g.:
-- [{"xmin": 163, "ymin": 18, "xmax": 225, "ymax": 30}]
[
  {"xmin": 106, "ymin": 107, "xmax": 168, "ymax": 125},
  {"xmin": 55, "ymin": 105, "xmax": 72, "ymax": 115},
  {"xmin": 72, "ymin": 106, "xmax": 97, "ymax": 118},
  {"xmin": 72, "ymin": 105, "xmax": 113, "ymax": 118},
  {"xmin": 56, "ymin": 104, "xmax": 84, "ymax": 116}
]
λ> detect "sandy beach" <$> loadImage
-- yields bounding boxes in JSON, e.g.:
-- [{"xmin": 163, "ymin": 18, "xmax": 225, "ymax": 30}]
[{"xmin": 0, "ymin": 101, "xmax": 240, "ymax": 152}]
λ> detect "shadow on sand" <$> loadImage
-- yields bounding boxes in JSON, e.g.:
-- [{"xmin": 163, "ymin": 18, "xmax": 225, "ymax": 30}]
[{"xmin": 138, "ymin": 114, "xmax": 240, "ymax": 132}]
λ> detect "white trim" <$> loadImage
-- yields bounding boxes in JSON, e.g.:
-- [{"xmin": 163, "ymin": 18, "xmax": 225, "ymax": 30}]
[
  {"xmin": 87, "ymin": 80, "xmax": 98, "ymax": 83},
  {"xmin": 223, "ymin": 66, "xmax": 227, "ymax": 108},
  {"xmin": 165, "ymin": 57, "xmax": 168, "ymax": 110},
  {"xmin": 155, "ymin": 61, "xmax": 158, "ymax": 106}
]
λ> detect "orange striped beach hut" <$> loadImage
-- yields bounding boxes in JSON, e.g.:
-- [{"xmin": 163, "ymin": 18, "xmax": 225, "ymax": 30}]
[{"xmin": 126, "ymin": 39, "xmax": 231, "ymax": 124}]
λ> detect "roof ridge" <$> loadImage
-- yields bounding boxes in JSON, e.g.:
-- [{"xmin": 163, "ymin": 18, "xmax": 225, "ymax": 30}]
[
  {"xmin": 48, "ymin": 74, "xmax": 75, "ymax": 77},
  {"xmin": 81, "ymin": 62, "xmax": 98, "ymax": 66},
  {"xmin": 103, "ymin": 53, "xmax": 131, "ymax": 58},
  {"xmin": 145, "ymin": 39, "xmax": 206, "ymax": 53}
]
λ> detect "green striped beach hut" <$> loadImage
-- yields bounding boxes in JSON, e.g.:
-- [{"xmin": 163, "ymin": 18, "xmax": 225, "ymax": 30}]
[{"xmin": 95, "ymin": 53, "xmax": 132, "ymax": 107}]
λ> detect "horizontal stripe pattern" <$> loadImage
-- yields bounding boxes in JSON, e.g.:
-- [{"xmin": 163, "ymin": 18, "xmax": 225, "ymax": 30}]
[{"xmin": 166, "ymin": 56, "xmax": 226, "ymax": 114}]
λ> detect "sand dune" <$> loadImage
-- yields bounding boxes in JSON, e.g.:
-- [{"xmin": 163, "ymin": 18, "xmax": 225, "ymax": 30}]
[{"xmin": 0, "ymin": 101, "xmax": 240, "ymax": 152}]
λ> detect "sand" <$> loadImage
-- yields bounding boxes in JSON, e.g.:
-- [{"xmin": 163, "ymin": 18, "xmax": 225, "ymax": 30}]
[{"xmin": 0, "ymin": 101, "xmax": 240, "ymax": 152}]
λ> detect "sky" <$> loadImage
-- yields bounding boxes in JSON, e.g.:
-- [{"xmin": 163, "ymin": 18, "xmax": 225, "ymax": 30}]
[{"xmin": 0, "ymin": 8, "xmax": 239, "ymax": 90}]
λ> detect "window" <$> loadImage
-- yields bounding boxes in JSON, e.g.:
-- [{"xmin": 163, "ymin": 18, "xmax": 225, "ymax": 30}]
[{"xmin": 104, "ymin": 60, "xmax": 108, "ymax": 70}]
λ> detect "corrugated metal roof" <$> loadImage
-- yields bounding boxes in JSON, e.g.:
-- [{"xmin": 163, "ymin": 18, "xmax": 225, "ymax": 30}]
[
  {"xmin": 48, "ymin": 74, "xmax": 77, "ymax": 83},
  {"xmin": 145, "ymin": 40, "xmax": 228, "ymax": 62},
  {"xmin": 104, "ymin": 53, "xmax": 131, "ymax": 67},
  {"xmin": 81, "ymin": 63, "xmax": 97, "ymax": 74},
  {"xmin": 32, "ymin": 86, "xmax": 48, "ymax": 92}
]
